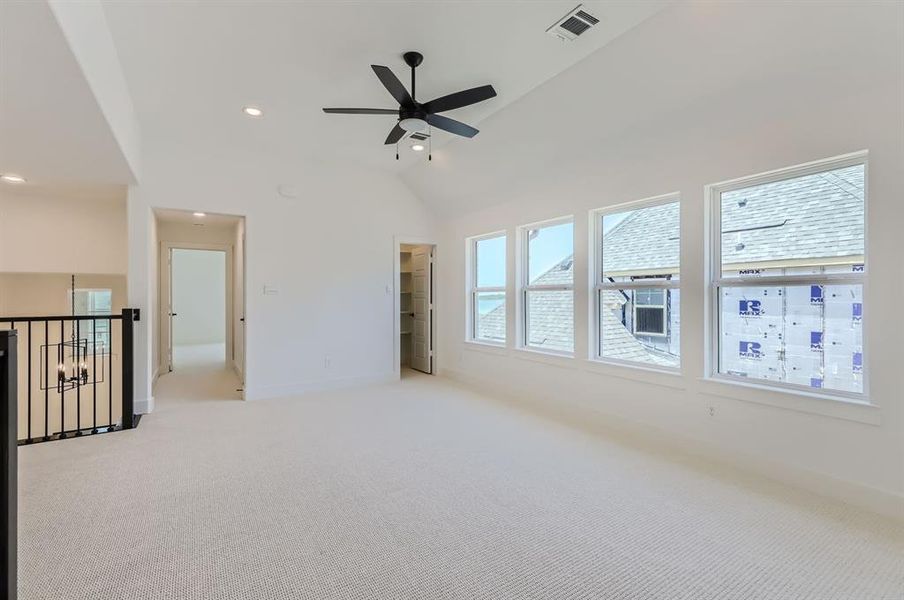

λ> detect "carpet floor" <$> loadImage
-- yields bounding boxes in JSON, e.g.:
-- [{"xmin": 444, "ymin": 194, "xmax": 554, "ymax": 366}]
[{"xmin": 17, "ymin": 368, "xmax": 904, "ymax": 599}]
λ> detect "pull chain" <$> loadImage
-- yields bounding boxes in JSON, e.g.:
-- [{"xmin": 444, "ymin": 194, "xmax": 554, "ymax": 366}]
[{"xmin": 428, "ymin": 125, "xmax": 432, "ymax": 162}]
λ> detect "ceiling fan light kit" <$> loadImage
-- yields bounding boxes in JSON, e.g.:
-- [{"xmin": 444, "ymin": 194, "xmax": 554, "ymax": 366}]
[{"xmin": 323, "ymin": 50, "xmax": 496, "ymax": 162}]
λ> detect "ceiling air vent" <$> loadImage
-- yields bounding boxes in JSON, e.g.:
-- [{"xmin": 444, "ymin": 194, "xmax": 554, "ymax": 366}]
[
  {"xmin": 547, "ymin": 5, "xmax": 600, "ymax": 42},
  {"xmin": 409, "ymin": 132, "xmax": 430, "ymax": 141}
]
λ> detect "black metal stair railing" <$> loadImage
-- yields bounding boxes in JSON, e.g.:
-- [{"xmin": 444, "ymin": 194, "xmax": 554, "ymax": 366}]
[{"xmin": 0, "ymin": 308, "xmax": 139, "ymax": 445}]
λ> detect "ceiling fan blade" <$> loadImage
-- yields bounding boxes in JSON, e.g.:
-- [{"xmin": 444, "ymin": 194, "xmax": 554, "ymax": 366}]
[
  {"xmin": 371, "ymin": 65, "xmax": 413, "ymax": 107},
  {"xmin": 423, "ymin": 85, "xmax": 496, "ymax": 114},
  {"xmin": 323, "ymin": 108, "xmax": 398, "ymax": 115},
  {"xmin": 384, "ymin": 123, "xmax": 406, "ymax": 145},
  {"xmin": 426, "ymin": 113, "xmax": 479, "ymax": 138}
]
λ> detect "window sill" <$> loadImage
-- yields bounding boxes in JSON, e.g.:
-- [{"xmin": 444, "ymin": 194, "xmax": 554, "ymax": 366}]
[
  {"xmin": 512, "ymin": 346, "xmax": 576, "ymax": 368},
  {"xmin": 699, "ymin": 376, "xmax": 880, "ymax": 425},
  {"xmin": 463, "ymin": 340, "xmax": 508, "ymax": 355},
  {"xmin": 584, "ymin": 359, "xmax": 685, "ymax": 390}
]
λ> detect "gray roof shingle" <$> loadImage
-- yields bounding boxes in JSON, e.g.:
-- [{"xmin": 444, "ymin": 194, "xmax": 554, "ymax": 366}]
[{"xmin": 603, "ymin": 164, "xmax": 864, "ymax": 273}]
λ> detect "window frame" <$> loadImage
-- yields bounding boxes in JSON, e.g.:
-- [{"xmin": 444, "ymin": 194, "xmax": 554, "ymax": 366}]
[
  {"xmin": 466, "ymin": 231, "xmax": 507, "ymax": 346},
  {"xmin": 517, "ymin": 216, "xmax": 575, "ymax": 356},
  {"xmin": 706, "ymin": 151, "xmax": 869, "ymax": 402},
  {"xmin": 591, "ymin": 193, "xmax": 681, "ymax": 371}
]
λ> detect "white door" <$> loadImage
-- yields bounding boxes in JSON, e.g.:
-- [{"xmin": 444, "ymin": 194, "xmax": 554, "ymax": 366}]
[
  {"xmin": 411, "ymin": 247, "xmax": 433, "ymax": 374},
  {"xmin": 166, "ymin": 248, "xmax": 174, "ymax": 372}
]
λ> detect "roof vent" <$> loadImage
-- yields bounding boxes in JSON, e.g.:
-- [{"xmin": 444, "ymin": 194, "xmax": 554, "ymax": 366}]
[{"xmin": 547, "ymin": 5, "xmax": 600, "ymax": 42}]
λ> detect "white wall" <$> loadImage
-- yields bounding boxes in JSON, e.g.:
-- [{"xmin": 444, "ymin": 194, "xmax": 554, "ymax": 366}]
[
  {"xmin": 418, "ymin": 2, "xmax": 904, "ymax": 517},
  {"xmin": 171, "ymin": 249, "xmax": 225, "ymax": 346},
  {"xmin": 0, "ymin": 186, "xmax": 127, "ymax": 274},
  {"xmin": 128, "ymin": 148, "xmax": 436, "ymax": 403}
]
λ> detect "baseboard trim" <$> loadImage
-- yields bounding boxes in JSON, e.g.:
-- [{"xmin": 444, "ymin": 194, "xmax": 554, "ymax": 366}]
[
  {"xmin": 244, "ymin": 373, "xmax": 397, "ymax": 402},
  {"xmin": 135, "ymin": 396, "xmax": 155, "ymax": 415},
  {"xmin": 441, "ymin": 368, "xmax": 904, "ymax": 522}
]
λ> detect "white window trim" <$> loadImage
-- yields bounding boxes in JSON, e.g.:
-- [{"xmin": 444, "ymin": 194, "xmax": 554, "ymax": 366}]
[
  {"xmin": 466, "ymin": 231, "xmax": 507, "ymax": 346},
  {"xmin": 590, "ymin": 193, "xmax": 681, "ymax": 370},
  {"xmin": 705, "ymin": 150, "xmax": 870, "ymax": 404},
  {"xmin": 517, "ymin": 215, "xmax": 574, "ymax": 356}
]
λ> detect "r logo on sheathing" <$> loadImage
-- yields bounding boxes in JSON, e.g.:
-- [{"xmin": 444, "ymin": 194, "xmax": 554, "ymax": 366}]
[
  {"xmin": 739, "ymin": 341, "xmax": 762, "ymax": 359},
  {"xmin": 810, "ymin": 285, "xmax": 824, "ymax": 304},
  {"xmin": 739, "ymin": 299, "xmax": 762, "ymax": 316},
  {"xmin": 810, "ymin": 331, "xmax": 824, "ymax": 351}
]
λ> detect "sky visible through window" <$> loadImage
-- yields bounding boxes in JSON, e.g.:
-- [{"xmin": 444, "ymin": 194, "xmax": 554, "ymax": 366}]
[
  {"xmin": 528, "ymin": 221, "xmax": 573, "ymax": 283},
  {"xmin": 475, "ymin": 218, "xmax": 629, "ymax": 316}
]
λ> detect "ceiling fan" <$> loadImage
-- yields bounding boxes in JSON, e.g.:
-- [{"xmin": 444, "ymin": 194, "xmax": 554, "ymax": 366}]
[{"xmin": 323, "ymin": 51, "xmax": 497, "ymax": 148}]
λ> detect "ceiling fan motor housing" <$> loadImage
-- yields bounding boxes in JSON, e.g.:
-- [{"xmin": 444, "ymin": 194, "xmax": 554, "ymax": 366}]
[{"xmin": 403, "ymin": 51, "xmax": 424, "ymax": 68}]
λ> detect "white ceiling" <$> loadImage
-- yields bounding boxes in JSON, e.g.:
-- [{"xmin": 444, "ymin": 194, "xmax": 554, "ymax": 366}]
[
  {"xmin": 101, "ymin": 1, "xmax": 668, "ymax": 172},
  {"xmin": 0, "ymin": 1, "xmax": 135, "ymax": 186},
  {"xmin": 400, "ymin": 1, "xmax": 904, "ymax": 216}
]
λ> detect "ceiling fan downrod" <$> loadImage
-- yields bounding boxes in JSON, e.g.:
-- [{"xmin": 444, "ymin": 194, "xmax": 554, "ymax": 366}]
[{"xmin": 403, "ymin": 51, "xmax": 423, "ymax": 102}]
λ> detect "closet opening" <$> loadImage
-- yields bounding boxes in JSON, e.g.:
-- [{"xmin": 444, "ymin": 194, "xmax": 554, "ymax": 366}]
[{"xmin": 397, "ymin": 242, "xmax": 435, "ymax": 375}]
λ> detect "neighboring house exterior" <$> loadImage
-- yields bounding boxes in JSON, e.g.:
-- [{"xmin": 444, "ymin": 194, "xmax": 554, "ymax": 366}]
[{"xmin": 476, "ymin": 164, "xmax": 864, "ymax": 392}]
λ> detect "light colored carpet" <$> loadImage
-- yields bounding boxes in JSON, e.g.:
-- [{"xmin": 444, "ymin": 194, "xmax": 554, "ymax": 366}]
[
  {"xmin": 172, "ymin": 343, "xmax": 227, "ymax": 371},
  {"xmin": 18, "ymin": 369, "xmax": 904, "ymax": 599}
]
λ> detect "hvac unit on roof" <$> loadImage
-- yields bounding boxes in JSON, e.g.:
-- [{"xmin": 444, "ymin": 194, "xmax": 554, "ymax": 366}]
[{"xmin": 546, "ymin": 5, "xmax": 600, "ymax": 42}]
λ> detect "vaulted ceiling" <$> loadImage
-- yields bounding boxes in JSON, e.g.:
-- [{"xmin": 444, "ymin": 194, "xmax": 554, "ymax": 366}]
[{"xmin": 100, "ymin": 1, "xmax": 668, "ymax": 171}]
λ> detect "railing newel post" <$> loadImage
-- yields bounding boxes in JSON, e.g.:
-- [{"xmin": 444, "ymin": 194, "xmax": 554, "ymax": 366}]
[
  {"xmin": 121, "ymin": 308, "xmax": 134, "ymax": 430},
  {"xmin": 1, "ymin": 329, "xmax": 19, "ymax": 600}
]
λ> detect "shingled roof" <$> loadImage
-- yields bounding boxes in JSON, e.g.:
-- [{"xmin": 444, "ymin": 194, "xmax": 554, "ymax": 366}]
[
  {"xmin": 477, "ymin": 256, "xmax": 679, "ymax": 364},
  {"xmin": 603, "ymin": 164, "xmax": 864, "ymax": 274}
]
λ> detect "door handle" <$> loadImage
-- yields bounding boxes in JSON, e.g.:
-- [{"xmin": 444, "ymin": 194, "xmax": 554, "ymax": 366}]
[{"xmin": 170, "ymin": 313, "xmax": 178, "ymax": 316}]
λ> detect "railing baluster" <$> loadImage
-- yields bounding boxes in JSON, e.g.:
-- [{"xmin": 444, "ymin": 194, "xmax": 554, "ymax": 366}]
[
  {"xmin": 27, "ymin": 322, "xmax": 32, "ymax": 443},
  {"xmin": 92, "ymin": 318, "xmax": 98, "ymax": 434},
  {"xmin": 108, "ymin": 317, "xmax": 113, "ymax": 432},
  {"xmin": 44, "ymin": 320, "xmax": 49, "ymax": 441},
  {"xmin": 59, "ymin": 319, "xmax": 65, "ymax": 439},
  {"xmin": 75, "ymin": 319, "xmax": 81, "ymax": 436}
]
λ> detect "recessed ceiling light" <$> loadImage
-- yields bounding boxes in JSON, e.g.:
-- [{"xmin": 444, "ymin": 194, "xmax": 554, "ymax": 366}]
[
  {"xmin": 1, "ymin": 173, "xmax": 26, "ymax": 183},
  {"xmin": 193, "ymin": 212, "xmax": 206, "ymax": 217},
  {"xmin": 242, "ymin": 106, "xmax": 263, "ymax": 117},
  {"xmin": 411, "ymin": 144, "xmax": 425, "ymax": 152}
]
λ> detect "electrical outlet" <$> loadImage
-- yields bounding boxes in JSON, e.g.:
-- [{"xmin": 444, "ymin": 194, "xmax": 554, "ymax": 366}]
[
  {"xmin": 324, "ymin": 356, "xmax": 331, "ymax": 369},
  {"xmin": 708, "ymin": 405, "xmax": 716, "ymax": 417}
]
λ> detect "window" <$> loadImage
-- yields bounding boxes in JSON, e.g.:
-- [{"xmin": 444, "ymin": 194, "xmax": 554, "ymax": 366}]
[
  {"xmin": 72, "ymin": 289, "xmax": 113, "ymax": 352},
  {"xmin": 593, "ymin": 196, "xmax": 680, "ymax": 369},
  {"xmin": 634, "ymin": 289, "xmax": 667, "ymax": 336},
  {"xmin": 710, "ymin": 154, "xmax": 866, "ymax": 397},
  {"xmin": 520, "ymin": 218, "xmax": 574, "ymax": 354},
  {"xmin": 468, "ymin": 233, "xmax": 506, "ymax": 344}
]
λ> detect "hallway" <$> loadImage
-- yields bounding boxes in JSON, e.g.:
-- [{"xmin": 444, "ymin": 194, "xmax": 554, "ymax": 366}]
[{"xmin": 156, "ymin": 343, "xmax": 241, "ymax": 403}]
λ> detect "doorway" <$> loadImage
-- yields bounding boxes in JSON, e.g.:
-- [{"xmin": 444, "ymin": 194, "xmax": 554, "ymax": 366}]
[
  {"xmin": 155, "ymin": 209, "xmax": 245, "ymax": 396},
  {"xmin": 398, "ymin": 242, "xmax": 435, "ymax": 375},
  {"xmin": 170, "ymin": 248, "xmax": 226, "ymax": 369}
]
